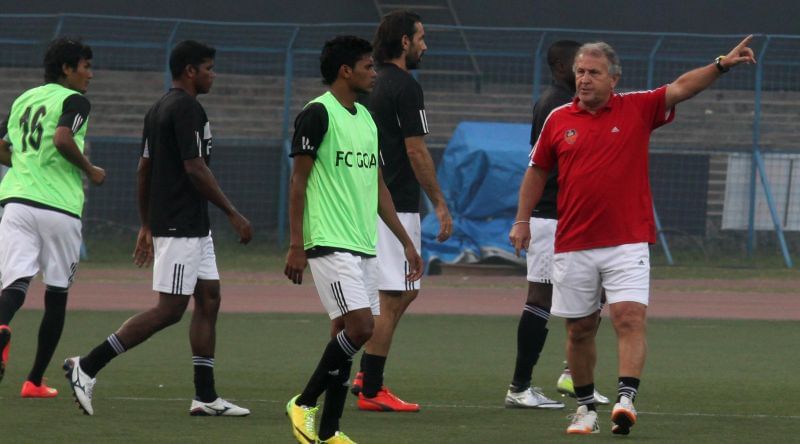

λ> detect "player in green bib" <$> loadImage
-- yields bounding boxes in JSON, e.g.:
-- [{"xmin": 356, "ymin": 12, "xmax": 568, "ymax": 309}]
[
  {"xmin": 0, "ymin": 38, "xmax": 105, "ymax": 398},
  {"xmin": 284, "ymin": 36, "xmax": 423, "ymax": 444}
]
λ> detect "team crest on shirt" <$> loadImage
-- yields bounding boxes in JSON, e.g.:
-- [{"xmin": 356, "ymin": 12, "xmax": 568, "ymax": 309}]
[{"xmin": 564, "ymin": 129, "xmax": 578, "ymax": 144}]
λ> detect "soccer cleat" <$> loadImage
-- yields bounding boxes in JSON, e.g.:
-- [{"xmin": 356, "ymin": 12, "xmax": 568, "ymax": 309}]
[
  {"xmin": 190, "ymin": 397, "xmax": 250, "ymax": 416},
  {"xmin": 0, "ymin": 325, "xmax": 10, "ymax": 383},
  {"xmin": 63, "ymin": 357, "xmax": 96, "ymax": 415},
  {"xmin": 611, "ymin": 395, "xmax": 638, "ymax": 435},
  {"xmin": 286, "ymin": 394, "xmax": 318, "ymax": 444},
  {"xmin": 318, "ymin": 430, "xmax": 357, "ymax": 443},
  {"xmin": 20, "ymin": 379, "xmax": 58, "ymax": 398},
  {"xmin": 556, "ymin": 369, "xmax": 574, "ymax": 396},
  {"xmin": 566, "ymin": 405, "xmax": 600, "ymax": 435},
  {"xmin": 357, "ymin": 386, "xmax": 420, "ymax": 412},
  {"xmin": 349, "ymin": 371, "xmax": 364, "ymax": 396},
  {"xmin": 556, "ymin": 370, "xmax": 610, "ymax": 404},
  {"xmin": 504, "ymin": 387, "xmax": 565, "ymax": 409}
]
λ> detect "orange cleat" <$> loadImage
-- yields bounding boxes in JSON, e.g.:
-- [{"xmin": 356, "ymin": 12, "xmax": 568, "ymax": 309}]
[
  {"xmin": 357, "ymin": 386, "xmax": 420, "ymax": 412},
  {"xmin": 0, "ymin": 325, "xmax": 10, "ymax": 383},
  {"xmin": 350, "ymin": 371, "xmax": 364, "ymax": 396},
  {"xmin": 21, "ymin": 379, "xmax": 59, "ymax": 398}
]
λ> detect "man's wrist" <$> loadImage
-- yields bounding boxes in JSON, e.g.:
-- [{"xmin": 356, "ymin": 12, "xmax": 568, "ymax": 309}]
[{"xmin": 714, "ymin": 55, "xmax": 730, "ymax": 73}]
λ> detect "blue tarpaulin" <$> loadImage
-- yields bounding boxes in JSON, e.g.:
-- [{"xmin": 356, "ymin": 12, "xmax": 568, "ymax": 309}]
[{"xmin": 422, "ymin": 121, "xmax": 532, "ymax": 270}]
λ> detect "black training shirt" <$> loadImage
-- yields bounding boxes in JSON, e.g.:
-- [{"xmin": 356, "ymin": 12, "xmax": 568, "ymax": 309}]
[
  {"xmin": 366, "ymin": 63, "xmax": 428, "ymax": 213},
  {"xmin": 529, "ymin": 81, "xmax": 574, "ymax": 219},
  {"xmin": 141, "ymin": 88, "xmax": 212, "ymax": 237}
]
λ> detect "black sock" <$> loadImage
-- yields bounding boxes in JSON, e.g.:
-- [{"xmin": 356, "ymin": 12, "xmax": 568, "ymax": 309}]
[
  {"xmin": 27, "ymin": 289, "xmax": 67, "ymax": 384},
  {"xmin": 361, "ymin": 353, "xmax": 387, "ymax": 398},
  {"xmin": 297, "ymin": 331, "xmax": 359, "ymax": 407},
  {"xmin": 81, "ymin": 333, "xmax": 126, "ymax": 378},
  {"xmin": 319, "ymin": 357, "xmax": 353, "ymax": 440},
  {"xmin": 510, "ymin": 304, "xmax": 549, "ymax": 392},
  {"xmin": 575, "ymin": 383, "xmax": 596, "ymax": 412},
  {"xmin": 0, "ymin": 278, "xmax": 30, "ymax": 325},
  {"xmin": 193, "ymin": 356, "xmax": 218, "ymax": 402},
  {"xmin": 617, "ymin": 376, "xmax": 640, "ymax": 402}
]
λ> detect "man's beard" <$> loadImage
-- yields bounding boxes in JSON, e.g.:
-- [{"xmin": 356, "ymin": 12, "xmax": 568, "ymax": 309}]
[{"xmin": 406, "ymin": 52, "xmax": 422, "ymax": 70}]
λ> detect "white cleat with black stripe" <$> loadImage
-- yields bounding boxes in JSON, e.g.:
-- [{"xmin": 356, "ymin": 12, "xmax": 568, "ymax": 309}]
[
  {"xmin": 63, "ymin": 357, "xmax": 96, "ymax": 416},
  {"xmin": 190, "ymin": 397, "xmax": 251, "ymax": 416}
]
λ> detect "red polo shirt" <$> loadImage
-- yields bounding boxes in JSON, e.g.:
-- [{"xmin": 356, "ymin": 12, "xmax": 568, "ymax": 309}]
[{"xmin": 530, "ymin": 85, "xmax": 675, "ymax": 253}]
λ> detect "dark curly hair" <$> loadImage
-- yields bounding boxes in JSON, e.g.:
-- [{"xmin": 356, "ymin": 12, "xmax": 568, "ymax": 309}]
[
  {"xmin": 43, "ymin": 37, "xmax": 93, "ymax": 83},
  {"xmin": 169, "ymin": 40, "xmax": 216, "ymax": 79},
  {"xmin": 319, "ymin": 35, "xmax": 373, "ymax": 85}
]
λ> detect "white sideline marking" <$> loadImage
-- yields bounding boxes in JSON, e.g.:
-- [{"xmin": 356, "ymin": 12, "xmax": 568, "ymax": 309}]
[
  {"xmin": 47, "ymin": 396, "xmax": 798, "ymax": 420},
  {"xmin": 3, "ymin": 394, "xmax": 796, "ymax": 420}
]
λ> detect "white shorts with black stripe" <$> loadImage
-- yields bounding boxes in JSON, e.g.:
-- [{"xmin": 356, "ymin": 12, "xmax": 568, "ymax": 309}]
[
  {"xmin": 376, "ymin": 212, "xmax": 421, "ymax": 291},
  {"xmin": 308, "ymin": 252, "xmax": 379, "ymax": 320},
  {"xmin": 0, "ymin": 203, "xmax": 81, "ymax": 290},
  {"xmin": 152, "ymin": 233, "xmax": 219, "ymax": 296},
  {"xmin": 526, "ymin": 217, "xmax": 557, "ymax": 284}
]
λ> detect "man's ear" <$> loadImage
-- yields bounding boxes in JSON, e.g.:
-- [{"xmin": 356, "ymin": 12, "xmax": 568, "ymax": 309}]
[
  {"xmin": 339, "ymin": 64, "xmax": 352, "ymax": 79},
  {"xmin": 184, "ymin": 64, "xmax": 197, "ymax": 79}
]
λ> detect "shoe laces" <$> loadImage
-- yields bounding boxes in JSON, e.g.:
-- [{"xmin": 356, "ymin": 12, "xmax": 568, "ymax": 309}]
[{"xmin": 303, "ymin": 405, "xmax": 319, "ymax": 432}]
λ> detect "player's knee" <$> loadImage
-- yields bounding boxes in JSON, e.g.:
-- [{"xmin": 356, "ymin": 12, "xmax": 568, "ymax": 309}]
[
  {"xmin": 566, "ymin": 317, "xmax": 597, "ymax": 342},
  {"xmin": 347, "ymin": 319, "xmax": 374, "ymax": 347},
  {"xmin": 612, "ymin": 314, "xmax": 645, "ymax": 335},
  {"xmin": 526, "ymin": 282, "xmax": 553, "ymax": 307}
]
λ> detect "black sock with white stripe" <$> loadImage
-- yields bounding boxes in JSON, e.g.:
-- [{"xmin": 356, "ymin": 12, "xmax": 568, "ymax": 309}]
[
  {"xmin": 297, "ymin": 331, "xmax": 359, "ymax": 407},
  {"xmin": 510, "ymin": 303, "xmax": 550, "ymax": 392},
  {"xmin": 81, "ymin": 333, "xmax": 127, "ymax": 378},
  {"xmin": 575, "ymin": 383, "xmax": 596, "ymax": 411},
  {"xmin": 193, "ymin": 356, "xmax": 218, "ymax": 402},
  {"xmin": 0, "ymin": 278, "xmax": 31, "ymax": 325},
  {"xmin": 617, "ymin": 376, "xmax": 639, "ymax": 402}
]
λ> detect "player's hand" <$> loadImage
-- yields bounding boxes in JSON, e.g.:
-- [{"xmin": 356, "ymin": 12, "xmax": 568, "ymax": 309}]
[
  {"xmin": 435, "ymin": 203, "xmax": 453, "ymax": 242},
  {"xmin": 132, "ymin": 226, "xmax": 154, "ymax": 268},
  {"xmin": 88, "ymin": 165, "xmax": 106, "ymax": 185},
  {"xmin": 722, "ymin": 35, "xmax": 757, "ymax": 69},
  {"xmin": 403, "ymin": 244, "xmax": 424, "ymax": 282},
  {"xmin": 228, "ymin": 211, "xmax": 252, "ymax": 244},
  {"xmin": 284, "ymin": 245, "xmax": 307, "ymax": 284},
  {"xmin": 509, "ymin": 222, "xmax": 530, "ymax": 257}
]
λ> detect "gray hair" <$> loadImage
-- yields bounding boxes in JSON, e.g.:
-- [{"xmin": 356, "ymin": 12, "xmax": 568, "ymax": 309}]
[{"xmin": 574, "ymin": 42, "xmax": 622, "ymax": 77}]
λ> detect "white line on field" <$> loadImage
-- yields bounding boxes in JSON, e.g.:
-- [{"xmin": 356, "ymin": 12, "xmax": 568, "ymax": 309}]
[{"xmin": 43, "ymin": 396, "xmax": 796, "ymax": 420}]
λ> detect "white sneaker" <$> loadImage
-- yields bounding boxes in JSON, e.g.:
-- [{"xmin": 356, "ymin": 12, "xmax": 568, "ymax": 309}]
[
  {"xmin": 504, "ymin": 387, "xmax": 565, "ymax": 409},
  {"xmin": 190, "ymin": 397, "xmax": 251, "ymax": 416},
  {"xmin": 63, "ymin": 357, "xmax": 96, "ymax": 416},
  {"xmin": 566, "ymin": 405, "xmax": 600, "ymax": 434},
  {"xmin": 611, "ymin": 395, "xmax": 637, "ymax": 435},
  {"xmin": 592, "ymin": 389, "xmax": 610, "ymax": 405}
]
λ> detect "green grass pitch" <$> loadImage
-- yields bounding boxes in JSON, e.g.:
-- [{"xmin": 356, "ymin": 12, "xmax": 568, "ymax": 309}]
[{"xmin": 1, "ymin": 310, "xmax": 798, "ymax": 443}]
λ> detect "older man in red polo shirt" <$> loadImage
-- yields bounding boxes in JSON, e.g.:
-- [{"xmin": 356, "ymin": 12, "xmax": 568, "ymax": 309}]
[{"xmin": 510, "ymin": 36, "xmax": 756, "ymax": 435}]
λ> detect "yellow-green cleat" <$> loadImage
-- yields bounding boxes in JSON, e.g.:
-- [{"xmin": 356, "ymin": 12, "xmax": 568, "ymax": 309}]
[
  {"xmin": 318, "ymin": 431, "xmax": 357, "ymax": 444},
  {"xmin": 286, "ymin": 394, "xmax": 319, "ymax": 444},
  {"xmin": 556, "ymin": 369, "xmax": 611, "ymax": 404}
]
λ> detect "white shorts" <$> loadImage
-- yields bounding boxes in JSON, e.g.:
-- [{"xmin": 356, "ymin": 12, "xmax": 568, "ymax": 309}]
[
  {"xmin": 152, "ymin": 233, "xmax": 219, "ymax": 296},
  {"xmin": 308, "ymin": 252, "xmax": 379, "ymax": 320},
  {"xmin": 377, "ymin": 212, "xmax": 421, "ymax": 291},
  {"xmin": 551, "ymin": 243, "xmax": 650, "ymax": 318},
  {"xmin": 526, "ymin": 217, "xmax": 557, "ymax": 283},
  {"xmin": 0, "ymin": 203, "xmax": 82, "ymax": 290}
]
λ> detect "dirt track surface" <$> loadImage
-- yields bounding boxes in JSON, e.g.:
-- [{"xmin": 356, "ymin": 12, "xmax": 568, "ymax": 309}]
[{"xmin": 18, "ymin": 269, "xmax": 800, "ymax": 320}]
